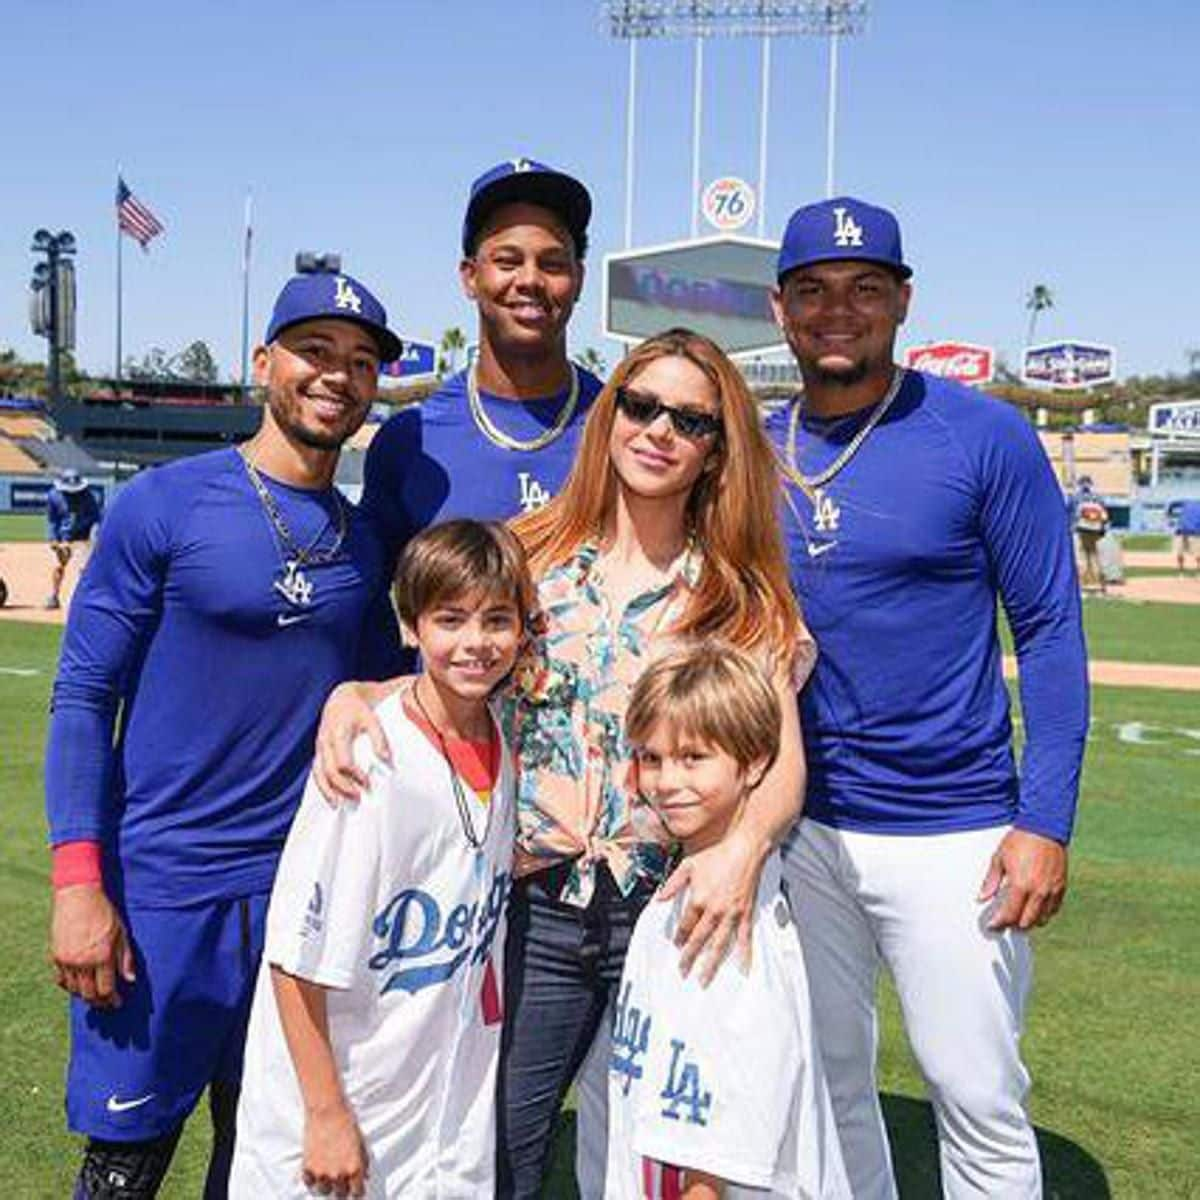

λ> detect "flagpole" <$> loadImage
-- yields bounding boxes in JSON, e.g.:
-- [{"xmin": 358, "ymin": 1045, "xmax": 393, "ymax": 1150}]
[
  {"xmin": 115, "ymin": 169, "xmax": 124, "ymax": 384},
  {"xmin": 240, "ymin": 191, "xmax": 253, "ymax": 396}
]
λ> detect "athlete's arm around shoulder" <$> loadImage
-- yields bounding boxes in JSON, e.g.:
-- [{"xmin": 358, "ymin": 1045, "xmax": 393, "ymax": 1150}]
[
  {"xmin": 312, "ymin": 675, "xmax": 410, "ymax": 803},
  {"xmin": 46, "ymin": 467, "xmax": 177, "ymax": 1008},
  {"xmin": 965, "ymin": 395, "xmax": 1087, "ymax": 930}
]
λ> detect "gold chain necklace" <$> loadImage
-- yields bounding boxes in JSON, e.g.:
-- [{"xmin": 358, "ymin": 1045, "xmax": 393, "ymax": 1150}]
[
  {"xmin": 780, "ymin": 368, "xmax": 905, "ymax": 492},
  {"xmin": 239, "ymin": 449, "xmax": 348, "ymax": 608},
  {"xmin": 467, "ymin": 363, "xmax": 579, "ymax": 452}
]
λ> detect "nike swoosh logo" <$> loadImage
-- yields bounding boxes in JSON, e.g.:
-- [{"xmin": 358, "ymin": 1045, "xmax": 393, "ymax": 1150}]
[
  {"xmin": 106, "ymin": 1093, "xmax": 155, "ymax": 1113},
  {"xmin": 807, "ymin": 542, "xmax": 838, "ymax": 558},
  {"xmin": 277, "ymin": 613, "xmax": 309, "ymax": 627}
]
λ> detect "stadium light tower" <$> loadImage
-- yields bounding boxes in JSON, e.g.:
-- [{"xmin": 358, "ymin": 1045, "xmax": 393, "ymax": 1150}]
[
  {"xmin": 604, "ymin": 1, "xmax": 869, "ymax": 240},
  {"xmin": 30, "ymin": 229, "xmax": 77, "ymax": 406}
]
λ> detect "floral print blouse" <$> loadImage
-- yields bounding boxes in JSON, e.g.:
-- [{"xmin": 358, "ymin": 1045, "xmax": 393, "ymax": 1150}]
[{"xmin": 503, "ymin": 542, "xmax": 703, "ymax": 907}]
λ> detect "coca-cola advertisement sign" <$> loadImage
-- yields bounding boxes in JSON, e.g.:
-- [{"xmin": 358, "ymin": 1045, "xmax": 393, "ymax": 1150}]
[
  {"xmin": 1022, "ymin": 341, "xmax": 1116, "ymax": 389},
  {"xmin": 904, "ymin": 341, "xmax": 994, "ymax": 386}
]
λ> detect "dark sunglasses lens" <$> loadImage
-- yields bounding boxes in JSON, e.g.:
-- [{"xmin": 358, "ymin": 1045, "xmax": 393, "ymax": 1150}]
[
  {"xmin": 672, "ymin": 409, "xmax": 719, "ymax": 438},
  {"xmin": 617, "ymin": 390, "xmax": 658, "ymax": 424},
  {"xmin": 617, "ymin": 389, "xmax": 720, "ymax": 438}
]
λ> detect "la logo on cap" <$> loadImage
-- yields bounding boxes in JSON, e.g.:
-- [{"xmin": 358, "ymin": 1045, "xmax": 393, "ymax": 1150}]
[
  {"xmin": 334, "ymin": 276, "xmax": 362, "ymax": 314},
  {"xmin": 511, "ymin": 156, "xmax": 533, "ymax": 173},
  {"xmin": 833, "ymin": 206, "xmax": 864, "ymax": 248}
]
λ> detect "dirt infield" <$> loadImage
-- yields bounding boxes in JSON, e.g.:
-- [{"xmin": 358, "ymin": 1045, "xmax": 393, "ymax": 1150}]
[
  {"xmin": 1001, "ymin": 656, "xmax": 1200, "ymax": 691},
  {"xmin": 1122, "ymin": 550, "xmax": 1180, "ymax": 568},
  {"xmin": 3, "ymin": 539, "xmax": 1197, "ymax": 690},
  {"xmin": 1110, "ymin": 575, "xmax": 1200, "ymax": 605},
  {"xmin": 0, "ymin": 541, "xmax": 86, "ymax": 624}
]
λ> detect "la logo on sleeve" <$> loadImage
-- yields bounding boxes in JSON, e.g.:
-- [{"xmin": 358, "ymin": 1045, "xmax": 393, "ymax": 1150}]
[{"xmin": 659, "ymin": 1038, "xmax": 712, "ymax": 1127}]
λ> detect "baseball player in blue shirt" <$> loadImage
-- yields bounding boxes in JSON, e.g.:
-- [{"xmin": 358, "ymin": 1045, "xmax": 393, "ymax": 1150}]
[
  {"xmin": 1173, "ymin": 498, "xmax": 1200, "ymax": 576},
  {"xmin": 763, "ymin": 197, "xmax": 1089, "ymax": 1198},
  {"xmin": 322, "ymin": 159, "xmax": 600, "ymax": 786},
  {"xmin": 358, "ymin": 158, "xmax": 601, "ymax": 558},
  {"xmin": 45, "ymin": 271, "xmax": 405, "ymax": 1199},
  {"xmin": 45, "ymin": 467, "xmax": 102, "ymax": 610},
  {"xmin": 321, "ymin": 158, "xmax": 610, "ymax": 1195}
]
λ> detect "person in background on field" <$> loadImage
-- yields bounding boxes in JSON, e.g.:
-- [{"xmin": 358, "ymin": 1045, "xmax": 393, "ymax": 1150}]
[
  {"xmin": 231, "ymin": 520, "xmax": 530, "ymax": 1199},
  {"xmin": 45, "ymin": 468, "xmax": 102, "ymax": 610},
  {"xmin": 607, "ymin": 642, "xmax": 850, "ymax": 1200},
  {"xmin": 45, "ymin": 270, "xmax": 404, "ymax": 1200},
  {"xmin": 1172, "ymin": 498, "xmax": 1200, "ymax": 577},
  {"xmin": 1073, "ymin": 476, "xmax": 1110, "ymax": 594}
]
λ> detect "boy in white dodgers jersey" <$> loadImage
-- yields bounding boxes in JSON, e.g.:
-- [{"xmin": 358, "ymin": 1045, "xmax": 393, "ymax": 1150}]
[
  {"xmin": 607, "ymin": 645, "xmax": 850, "ymax": 1200},
  {"xmin": 230, "ymin": 520, "xmax": 532, "ymax": 1198}
]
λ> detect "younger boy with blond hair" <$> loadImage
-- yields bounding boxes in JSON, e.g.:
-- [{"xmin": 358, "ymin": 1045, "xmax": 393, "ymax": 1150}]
[{"xmin": 607, "ymin": 644, "xmax": 850, "ymax": 1200}]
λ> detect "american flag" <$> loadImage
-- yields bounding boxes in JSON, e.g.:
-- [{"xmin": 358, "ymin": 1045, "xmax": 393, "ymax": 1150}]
[{"xmin": 116, "ymin": 178, "xmax": 165, "ymax": 250}]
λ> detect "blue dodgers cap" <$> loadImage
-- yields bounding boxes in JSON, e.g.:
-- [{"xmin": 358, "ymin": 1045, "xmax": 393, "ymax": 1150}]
[
  {"xmin": 265, "ymin": 272, "xmax": 403, "ymax": 363},
  {"xmin": 462, "ymin": 157, "xmax": 592, "ymax": 256},
  {"xmin": 777, "ymin": 196, "xmax": 912, "ymax": 282}
]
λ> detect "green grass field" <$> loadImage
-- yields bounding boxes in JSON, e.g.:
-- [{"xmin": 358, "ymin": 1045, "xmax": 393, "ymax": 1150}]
[
  {"xmin": 2, "ymin": 613, "xmax": 1197, "ymax": 1198},
  {"xmin": 1000, "ymin": 598, "xmax": 1200, "ymax": 667},
  {"xmin": 0, "ymin": 512, "xmax": 45, "ymax": 542},
  {"xmin": 1123, "ymin": 567, "xmax": 1190, "ymax": 579},
  {"xmin": 1118, "ymin": 534, "xmax": 1170, "ymax": 552}
]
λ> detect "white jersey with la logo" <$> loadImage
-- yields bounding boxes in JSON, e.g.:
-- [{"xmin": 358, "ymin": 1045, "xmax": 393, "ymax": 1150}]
[
  {"xmin": 605, "ymin": 854, "xmax": 851, "ymax": 1199},
  {"xmin": 231, "ymin": 693, "xmax": 514, "ymax": 1198}
]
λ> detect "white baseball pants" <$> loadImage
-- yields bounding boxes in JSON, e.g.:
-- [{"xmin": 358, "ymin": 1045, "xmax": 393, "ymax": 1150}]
[{"xmin": 782, "ymin": 821, "xmax": 1041, "ymax": 1200}]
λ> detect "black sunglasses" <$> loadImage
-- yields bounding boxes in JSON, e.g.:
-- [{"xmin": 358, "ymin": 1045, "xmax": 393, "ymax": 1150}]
[{"xmin": 614, "ymin": 387, "xmax": 723, "ymax": 440}]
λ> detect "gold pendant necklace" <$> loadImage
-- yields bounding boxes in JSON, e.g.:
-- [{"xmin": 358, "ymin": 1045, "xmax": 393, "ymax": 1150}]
[
  {"xmin": 239, "ymin": 449, "xmax": 348, "ymax": 609},
  {"xmin": 467, "ymin": 363, "xmax": 579, "ymax": 452},
  {"xmin": 780, "ymin": 368, "xmax": 905, "ymax": 493}
]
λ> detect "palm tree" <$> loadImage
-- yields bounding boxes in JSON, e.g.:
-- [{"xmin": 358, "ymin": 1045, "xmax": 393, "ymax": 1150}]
[
  {"xmin": 576, "ymin": 347, "xmax": 608, "ymax": 379},
  {"xmin": 438, "ymin": 327, "xmax": 467, "ymax": 377},
  {"xmin": 1024, "ymin": 285, "xmax": 1054, "ymax": 347}
]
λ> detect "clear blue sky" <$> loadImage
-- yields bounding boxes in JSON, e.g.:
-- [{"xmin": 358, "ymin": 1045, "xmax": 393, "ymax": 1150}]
[{"xmin": 3, "ymin": 0, "xmax": 1196, "ymax": 381}]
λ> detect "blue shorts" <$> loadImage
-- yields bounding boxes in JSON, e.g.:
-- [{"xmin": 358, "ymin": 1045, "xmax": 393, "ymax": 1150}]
[{"xmin": 66, "ymin": 894, "xmax": 268, "ymax": 1141}]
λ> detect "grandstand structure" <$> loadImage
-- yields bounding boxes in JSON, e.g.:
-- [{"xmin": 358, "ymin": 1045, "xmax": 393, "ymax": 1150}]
[
  {"xmin": 47, "ymin": 378, "xmax": 260, "ymax": 468},
  {"xmin": 1039, "ymin": 429, "xmax": 1134, "ymax": 497}
]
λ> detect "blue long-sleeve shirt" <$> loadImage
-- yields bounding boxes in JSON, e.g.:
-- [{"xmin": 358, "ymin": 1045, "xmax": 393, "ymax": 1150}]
[
  {"xmin": 44, "ymin": 448, "xmax": 402, "ymax": 906},
  {"xmin": 765, "ymin": 371, "xmax": 1089, "ymax": 843},
  {"xmin": 360, "ymin": 367, "xmax": 602, "ymax": 557},
  {"xmin": 46, "ymin": 485, "xmax": 101, "ymax": 542},
  {"xmin": 360, "ymin": 366, "xmax": 601, "ymax": 671}
]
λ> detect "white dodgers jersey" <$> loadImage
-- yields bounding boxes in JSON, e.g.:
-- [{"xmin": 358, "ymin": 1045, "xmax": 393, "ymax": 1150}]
[
  {"xmin": 230, "ymin": 694, "xmax": 513, "ymax": 1198},
  {"xmin": 605, "ymin": 854, "xmax": 851, "ymax": 1199}
]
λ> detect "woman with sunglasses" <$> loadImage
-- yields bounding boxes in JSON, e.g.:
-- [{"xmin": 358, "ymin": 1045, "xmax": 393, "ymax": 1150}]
[
  {"xmin": 501, "ymin": 326, "xmax": 811, "ymax": 1196},
  {"xmin": 312, "ymin": 328, "xmax": 812, "ymax": 1197}
]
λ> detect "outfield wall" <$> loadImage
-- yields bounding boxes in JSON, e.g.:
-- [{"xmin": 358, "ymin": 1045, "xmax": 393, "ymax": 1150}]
[{"xmin": 1, "ymin": 474, "xmax": 114, "ymax": 514}]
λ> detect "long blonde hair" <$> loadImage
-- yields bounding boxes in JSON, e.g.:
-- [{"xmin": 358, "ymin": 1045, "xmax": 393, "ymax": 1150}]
[{"xmin": 512, "ymin": 327, "xmax": 802, "ymax": 658}]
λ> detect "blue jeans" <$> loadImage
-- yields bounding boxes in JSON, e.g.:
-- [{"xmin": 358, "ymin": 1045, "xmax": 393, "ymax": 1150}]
[{"xmin": 496, "ymin": 861, "xmax": 654, "ymax": 1198}]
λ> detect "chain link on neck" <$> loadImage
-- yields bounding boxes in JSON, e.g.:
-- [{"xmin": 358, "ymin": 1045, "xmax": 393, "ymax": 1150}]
[
  {"xmin": 467, "ymin": 363, "xmax": 579, "ymax": 452},
  {"xmin": 779, "ymin": 368, "xmax": 905, "ymax": 493}
]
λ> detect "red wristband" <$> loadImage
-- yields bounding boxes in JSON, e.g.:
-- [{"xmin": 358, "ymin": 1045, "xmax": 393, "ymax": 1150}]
[{"xmin": 51, "ymin": 841, "xmax": 103, "ymax": 889}]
